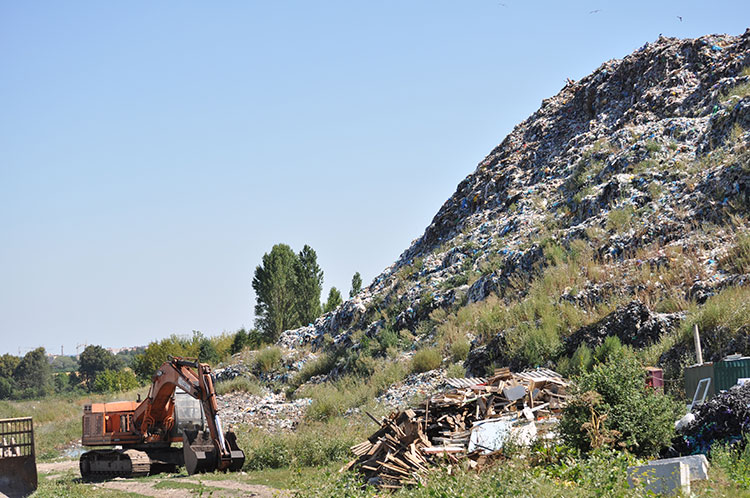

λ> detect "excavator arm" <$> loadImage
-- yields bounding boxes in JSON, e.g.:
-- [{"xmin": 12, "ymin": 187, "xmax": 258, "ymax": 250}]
[{"xmin": 133, "ymin": 357, "xmax": 245, "ymax": 474}]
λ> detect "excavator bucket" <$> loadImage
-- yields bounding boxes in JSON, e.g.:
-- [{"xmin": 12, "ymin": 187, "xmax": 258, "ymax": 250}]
[
  {"xmin": 183, "ymin": 430, "xmax": 245, "ymax": 474},
  {"xmin": 224, "ymin": 430, "xmax": 246, "ymax": 471}
]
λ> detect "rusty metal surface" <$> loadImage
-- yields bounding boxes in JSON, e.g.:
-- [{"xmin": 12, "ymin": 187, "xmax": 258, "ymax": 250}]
[{"xmin": 0, "ymin": 417, "xmax": 37, "ymax": 497}]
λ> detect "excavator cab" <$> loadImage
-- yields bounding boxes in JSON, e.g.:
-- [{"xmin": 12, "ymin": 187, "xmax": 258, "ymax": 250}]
[{"xmin": 172, "ymin": 388, "xmax": 205, "ymax": 435}]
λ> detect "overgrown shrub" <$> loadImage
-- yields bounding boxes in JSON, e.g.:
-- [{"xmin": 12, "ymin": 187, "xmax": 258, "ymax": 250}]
[
  {"xmin": 450, "ymin": 338, "xmax": 471, "ymax": 363},
  {"xmin": 254, "ymin": 346, "xmax": 283, "ymax": 373},
  {"xmin": 445, "ymin": 362, "xmax": 466, "ymax": 378},
  {"xmin": 411, "ymin": 348, "xmax": 442, "ymax": 373},
  {"xmin": 559, "ymin": 349, "xmax": 681, "ymax": 457}
]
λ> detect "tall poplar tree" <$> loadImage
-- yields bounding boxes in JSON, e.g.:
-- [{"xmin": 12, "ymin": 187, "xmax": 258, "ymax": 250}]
[
  {"xmin": 252, "ymin": 244, "xmax": 300, "ymax": 341},
  {"xmin": 349, "ymin": 272, "xmax": 362, "ymax": 298},
  {"xmin": 295, "ymin": 245, "xmax": 324, "ymax": 325}
]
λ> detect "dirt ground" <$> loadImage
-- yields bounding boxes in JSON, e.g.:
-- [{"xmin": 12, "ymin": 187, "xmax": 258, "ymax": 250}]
[{"xmin": 36, "ymin": 460, "xmax": 289, "ymax": 497}]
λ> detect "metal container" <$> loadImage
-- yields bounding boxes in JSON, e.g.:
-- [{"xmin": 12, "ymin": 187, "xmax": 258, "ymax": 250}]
[
  {"xmin": 0, "ymin": 417, "xmax": 37, "ymax": 497},
  {"xmin": 645, "ymin": 367, "xmax": 664, "ymax": 391},
  {"xmin": 684, "ymin": 362, "xmax": 715, "ymax": 402},
  {"xmin": 715, "ymin": 356, "xmax": 750, "ymax": 391}
]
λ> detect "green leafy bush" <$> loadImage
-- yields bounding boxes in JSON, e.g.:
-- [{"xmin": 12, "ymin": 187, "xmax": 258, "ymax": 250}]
[
  {"xmin": 559, "ymin": 350, "xmax": 681, "ymax": 457},
  {"xmin": 450, "ymin": 338, "xmax": 471, "ymax": 363},
  {"xmin": 410, "ymin": 348, "xmax": 442, "ymax": 373},
  {"xmin": 254, "ymin": 346, "xmax": 283, "ymax": 373},
  {"xmin": 445, "ymin": 362, "xmax": 465, "ymax": 378}
]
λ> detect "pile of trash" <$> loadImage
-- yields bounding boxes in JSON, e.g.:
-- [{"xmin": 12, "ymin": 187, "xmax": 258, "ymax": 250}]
[
  {"xmin": 673, "ymin": 383, "xmax": 750, "ymax": 455},
  {"xmin": 374, "ymin": 369, "xmax": 448, "ymax": 410},
  {"xmin": 563, "ymin": 300, "xmax": 682, "ymax": 354},
  {"xmin": 345, "ymin": 368, "xmax": 569, "ymax": 488},
  {"xmin": 271, "ymin": 31, "xmax": 750, "ymax": 379},
  {"xmin": 218, "ymin": 390, "xmax": 312, "ymax": 432}
]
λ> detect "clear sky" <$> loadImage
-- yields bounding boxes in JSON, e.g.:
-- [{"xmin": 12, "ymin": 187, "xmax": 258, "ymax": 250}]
[{"xmin": 1, "ymin": 1, "xmax": 747, "ymax": 356}]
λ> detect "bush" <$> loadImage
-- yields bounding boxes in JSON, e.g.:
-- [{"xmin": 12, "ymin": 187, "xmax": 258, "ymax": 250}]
[
  {"xmin": 445, "ymin": 362, "xmax": 465, "ymax": 378},
  {"xmin": 561, "ymin": 343, "xmax": 593, "ymax": 378},
  {"xmin": 559, "ymin": 350, "xmax": 681, "ymax": 457},
  {"xmin": 254, "ymin": 346, "xmax": 283, "ymax": 373},
  {"xmin": 593, "ymin": 336, "xmax": 623, "ymax": 364},
  {"xmin": 450, "ymin": 338, "xmax": 471, "ymax": 363},
  {"xmin": 411, "ymin": 348, "xmax": 442, "ymax": 373}
]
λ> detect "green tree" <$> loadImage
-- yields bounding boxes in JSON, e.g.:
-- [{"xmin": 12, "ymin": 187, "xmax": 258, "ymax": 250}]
[
  {"xmin": 0, "ymin": 354, "xmax": 20, "ymax": 380},
  {"xmin": 79, "ymin": 345, "xmax": 121, "ymax": 389},
  {"xmin": 230, "ymin": 329, "xmax": 248, "ymax": 355},
  {"xmin": 349, "ymin": 272, "xmax": 362, "ymax": 298},
  {"xmin": 133, "ymin": 335, "xmax": 188, "ymax": 381},
  {"xmin": 198, "ymin": 338, "xmax": 219, "ymax": 365},
  {"xmin": 295, "ymin": 245, "xmax": 324, "ymax": 325},
  {"xmin": 13, "ymin": 347, "xmax": 52, "ymax": 398},
  {"xmin": 253, "ymin": 244, "xmax": 301, "ymax": 341},
  {"xmin": 323, "ymin": 287, "xmax": 343, "ymax": 313},
  {"xmin": 93, "ymin": 369, "xmax": 139, "ymax": 393},
  {"xmin": 0, "ymin": 377, "xmax": 14, "ymax": 399}
]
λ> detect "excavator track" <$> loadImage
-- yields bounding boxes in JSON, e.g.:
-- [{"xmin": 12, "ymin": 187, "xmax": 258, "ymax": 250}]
[{"xmin": 80, "ymin": 449, "xmax": 150, "ymax": 479}]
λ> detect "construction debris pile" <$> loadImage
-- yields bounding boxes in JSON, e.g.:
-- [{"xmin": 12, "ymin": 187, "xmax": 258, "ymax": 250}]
[
  {"xmin": 673, "ymin": 383, "xmax": 750, "ymax": 455},
  {"xmin": 344, "ymin": 368, "xmax": 569, "ymax": 489}
]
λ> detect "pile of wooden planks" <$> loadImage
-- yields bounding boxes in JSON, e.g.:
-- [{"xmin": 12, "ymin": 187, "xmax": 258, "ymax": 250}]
[{"xmin": 344, "ymin": 368, "xmax": 569, "ymax": 488}]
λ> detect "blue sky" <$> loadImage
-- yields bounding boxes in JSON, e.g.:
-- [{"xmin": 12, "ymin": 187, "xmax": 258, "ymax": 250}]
[{"xmin": 1, "ymin": 1, "xmax": 747, "ymax": 356}]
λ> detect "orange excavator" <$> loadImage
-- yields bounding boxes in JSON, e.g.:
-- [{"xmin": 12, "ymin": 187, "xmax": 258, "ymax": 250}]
[{"xmin": 79, "ymin": 357, "xmax": 245, "ymax": 478}]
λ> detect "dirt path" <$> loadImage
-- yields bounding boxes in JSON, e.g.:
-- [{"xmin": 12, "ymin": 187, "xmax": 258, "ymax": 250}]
[
  {"xmin": 37, "ymin": 460, "xmax": 79, "ymax": 473},
  {"xmin": 37, "ymin": 460, "xmax": 289, "ymax": 497}
]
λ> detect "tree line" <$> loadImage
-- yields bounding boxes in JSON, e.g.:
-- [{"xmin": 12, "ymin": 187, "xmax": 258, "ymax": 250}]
[{"xmin": 0, "ymin": 345, "xmax": 143, "ymax": 400}]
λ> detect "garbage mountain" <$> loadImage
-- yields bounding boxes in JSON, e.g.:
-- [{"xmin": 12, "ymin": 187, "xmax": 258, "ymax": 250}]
[{"xmin": 279, "ymin": 30, "xmax": 750, "ymax": 383}]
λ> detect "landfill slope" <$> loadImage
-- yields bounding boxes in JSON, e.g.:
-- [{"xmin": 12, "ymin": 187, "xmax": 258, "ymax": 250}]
[{"xmin": 279, "ymin": 31, "xmax": 750, "ymax": 380}]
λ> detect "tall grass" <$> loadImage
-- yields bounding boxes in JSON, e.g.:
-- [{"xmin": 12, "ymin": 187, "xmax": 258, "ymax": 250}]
[
  {"xmin": 237, "ymin": 418, "xmax": 368, "ymax": 470},
  {"xmin": 301, "ymin": 360, "xmax": 407, "ymax": 421},
  {"xmin": 721, "ymin": 232, "xmax": 750, "ymax": 274},
  {"xmin": 680, "ymin": 286, "xmax": 750, "ymax": 342}
]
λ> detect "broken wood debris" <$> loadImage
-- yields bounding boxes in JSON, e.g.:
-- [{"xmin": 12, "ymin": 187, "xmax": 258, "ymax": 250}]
[{"xmin": 346, "ymin": 368, "xmax": 570, "ymax": 488}]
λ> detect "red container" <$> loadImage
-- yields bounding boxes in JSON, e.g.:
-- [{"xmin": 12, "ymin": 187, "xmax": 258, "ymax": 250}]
[{"xmin": 645, "ymin": 367, "xmax": 664, "ymax": 391}]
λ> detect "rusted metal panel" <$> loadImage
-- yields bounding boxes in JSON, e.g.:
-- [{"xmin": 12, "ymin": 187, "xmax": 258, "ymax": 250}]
[{"xmin": 0, "ymin": 417, "xmax": 37, "ymax": 497}]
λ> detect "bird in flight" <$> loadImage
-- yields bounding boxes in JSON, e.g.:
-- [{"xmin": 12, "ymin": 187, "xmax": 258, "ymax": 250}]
[
  {"xmin": 677, "ymin": 16, "xmax": 683, "ymax": 21},
  {"xmin": 589, "ymin": 9, "xmax": 602, "ymax": 14}
]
